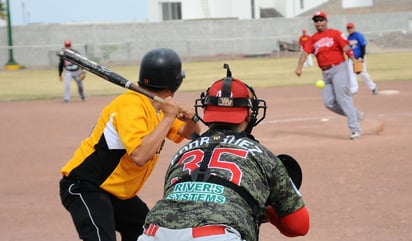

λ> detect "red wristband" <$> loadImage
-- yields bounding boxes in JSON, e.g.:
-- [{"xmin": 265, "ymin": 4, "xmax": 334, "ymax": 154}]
[{"xmin": 345, "ymin": 49, "xmax": 354, "ymax": 58}]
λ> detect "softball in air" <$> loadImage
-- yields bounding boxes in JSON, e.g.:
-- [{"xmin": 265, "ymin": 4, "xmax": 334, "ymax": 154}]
[{"xmin": 316, "ymin": 80, "xmax": 325, "ymax": 89}]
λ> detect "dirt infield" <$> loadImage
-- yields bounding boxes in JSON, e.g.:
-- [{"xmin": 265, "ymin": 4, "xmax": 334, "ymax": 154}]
[{"xmin": 1, "ymin": 80, "xmax": 411, "ymax": 241}]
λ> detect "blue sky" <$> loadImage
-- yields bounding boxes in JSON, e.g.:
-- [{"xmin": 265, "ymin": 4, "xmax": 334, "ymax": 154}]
[{"xmin": 8, "ymin": 0, "xmax": 148, "ymax": 25}]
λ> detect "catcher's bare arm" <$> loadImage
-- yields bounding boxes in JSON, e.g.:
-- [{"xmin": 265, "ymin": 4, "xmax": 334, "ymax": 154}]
[{"xmin": 56, "ymin": 48, "xmax": 163, "ymax": 103}]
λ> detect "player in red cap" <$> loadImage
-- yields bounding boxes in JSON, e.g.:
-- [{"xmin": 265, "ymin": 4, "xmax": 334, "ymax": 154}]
[
  {"xmin": 58, "ymin": 40, "xmax": 86, "ymax": 102},
  {"xmin": 295, "ymin": 11, "xmax": 364, "ymax": 140},
  {"xmin": 346, "ymin": 22, "xmax": 378, "ymax": 95},
  {"xmin": 298, "ymin": 29, "xmax": 314, "ymax": 67},
  {"xmin": 137, "ymin": 64, "xmax": 310, "ymax": 241}
]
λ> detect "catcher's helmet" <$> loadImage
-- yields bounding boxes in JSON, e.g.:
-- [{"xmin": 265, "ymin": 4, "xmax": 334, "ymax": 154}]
[
  {"xmin": 64, "ymin": 40, "xmax": 72, "ymax": 47},
  {"xmin": 138, "ymin": 48, "xmax": 185, "ymax": 92},
  {"xmin": 195, "ymin": 64, "xmax": 267, "ymax": 134}
]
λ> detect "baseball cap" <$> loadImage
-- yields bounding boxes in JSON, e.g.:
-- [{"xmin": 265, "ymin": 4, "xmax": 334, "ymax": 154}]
[
  {"xmin": 312, "ymin": 11, "xmax": 327, "ymax": 21},
  {"xmin": 64, "ymin": 40, "xmax": 72, "ymax": 47},
  {"xmin": 346, "ymin": 22, "xmax": 355, "ymax": 28},
  {"xmin": 203, "ymin": 78, "xmax": 252, "ymax": 124}
]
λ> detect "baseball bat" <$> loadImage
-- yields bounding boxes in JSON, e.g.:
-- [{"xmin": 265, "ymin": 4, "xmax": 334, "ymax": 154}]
[{"xmin": 56, "ymin": 48, "xmax": 164, "ymax": 103}]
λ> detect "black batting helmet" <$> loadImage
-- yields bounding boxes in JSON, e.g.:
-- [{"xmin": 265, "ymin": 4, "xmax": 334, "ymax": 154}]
[{"xmin": 138, "ymin": 48, "xmax": 185, "ymax": 92}]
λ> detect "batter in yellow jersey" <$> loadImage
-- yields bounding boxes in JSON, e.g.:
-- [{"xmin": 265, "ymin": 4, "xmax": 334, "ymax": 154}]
[
  {"xmin": 62, "ymin": 90, "xmax": 185, "ymax": 199},
  {"xmin": 59, "ymin": 48, "xmax": 200, "ymax": 241}
]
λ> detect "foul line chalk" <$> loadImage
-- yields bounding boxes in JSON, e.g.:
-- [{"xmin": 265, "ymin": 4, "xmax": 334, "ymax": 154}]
[{"xmin": 262, "ymin": 112, "xmax": 412, "ymax": 125}]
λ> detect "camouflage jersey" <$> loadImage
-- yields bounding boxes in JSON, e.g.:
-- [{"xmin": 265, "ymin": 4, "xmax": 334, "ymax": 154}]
[{"xmin": 144, "ymin": 129, "xmax": 304, "ymax": 241}]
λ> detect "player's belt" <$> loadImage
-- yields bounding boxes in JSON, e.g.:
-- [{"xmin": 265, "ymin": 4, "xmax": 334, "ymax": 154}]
[
  {"xmin": 320, "ymin": 62, "xmax": 342, "ymax": 71},
  {"xmin": 143, "ymin": 224, "xmax": 226, "ymax": 238},
  {"xmin": 65, "ymin": 65, "xmax": 80, "ymax": 71}
]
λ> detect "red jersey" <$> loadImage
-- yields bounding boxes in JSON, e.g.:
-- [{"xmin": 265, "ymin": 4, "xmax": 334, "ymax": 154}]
[
  {"xmin": 303, "ymin": 28, "xmax": 349, "ymax": 67},
  {"xmin": 298, "ymin": 34, "xmax": 310, "ymax": 48}
]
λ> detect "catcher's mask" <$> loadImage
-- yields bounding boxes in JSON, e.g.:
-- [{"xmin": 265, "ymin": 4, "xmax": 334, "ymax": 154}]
[
  {"xmin": 138, "ymin": 48, "xmax": 185, "ymax": 92},
  {"xmin": 195, "ymin": 64, "xmax": 267, "ymax": 134}
]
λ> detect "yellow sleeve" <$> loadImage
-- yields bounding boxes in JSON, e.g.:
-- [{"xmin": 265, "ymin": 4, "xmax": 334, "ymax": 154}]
[
  {"xmin": 114, "ymin": 94, "xmax": 156, "ymax": 155},
  {"xmin": 167, "ymin": 118, "xmax": 185, "ymax": 143}
]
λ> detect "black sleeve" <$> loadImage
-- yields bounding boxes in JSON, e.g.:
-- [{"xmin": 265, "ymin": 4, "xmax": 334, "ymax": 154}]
[
  {"xmin": 360, "ymin": 45, "xmax": 366, "ymax": 59},
  {"xmin": 58, "ymin": 57, "xmax": 64, "ymax": 76}
]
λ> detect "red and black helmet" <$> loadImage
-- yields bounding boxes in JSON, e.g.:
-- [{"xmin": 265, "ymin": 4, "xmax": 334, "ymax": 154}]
[
  {"xmin": 138, "ymin": 48, "xmax": 185, "ymax": 92},
  {"xmin": 194, "ymin": 64, "xmax": 267, "ymax": 134}
]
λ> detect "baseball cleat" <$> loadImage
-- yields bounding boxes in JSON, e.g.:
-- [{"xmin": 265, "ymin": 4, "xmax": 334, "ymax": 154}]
[{"xmin": 350, "ymin": 132, "xmax": 361, "ymax": 140}]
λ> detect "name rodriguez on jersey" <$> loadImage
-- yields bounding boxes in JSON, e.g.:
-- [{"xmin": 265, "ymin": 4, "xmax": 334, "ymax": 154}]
[
  {"xmin": 171, "ymin": 135, "xmax": 264, "ymax": 164},
  {"xmin": 166, "ymin": 182, "xmax": 226, "ymax": 204}
]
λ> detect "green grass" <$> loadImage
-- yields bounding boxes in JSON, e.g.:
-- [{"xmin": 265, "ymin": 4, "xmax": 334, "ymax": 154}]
[{"xmin": 0, "ymin": 52, "xmax": 411, "ymax": 101}]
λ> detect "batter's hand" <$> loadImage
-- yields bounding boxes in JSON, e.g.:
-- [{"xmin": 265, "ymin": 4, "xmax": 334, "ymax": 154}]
[
  {"xmin": 59, "ymin": 76, "xmax": 63, "ymax": 81},
  {"xmin": 159, "ymin": 96, "xmax": 179, "ymax": 119},
  {"xmin": 177, "ymin": 104, "xmax": 196, "ymax": 122}
]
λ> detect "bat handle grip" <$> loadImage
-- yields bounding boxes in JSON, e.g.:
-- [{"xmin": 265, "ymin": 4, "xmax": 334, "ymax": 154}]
[
  {"xmin": 126, "ymin": 81, "xmax": 164, "ymax": 103},
  {"xmin": 152, "ymin": 96, "xmax": 164, "ymax": 103}
]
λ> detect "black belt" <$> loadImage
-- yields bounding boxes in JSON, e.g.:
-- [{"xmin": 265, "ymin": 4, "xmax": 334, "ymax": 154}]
[{"xmin": 320, "ymin": 62, "xmax": 341, "ymax": 71}]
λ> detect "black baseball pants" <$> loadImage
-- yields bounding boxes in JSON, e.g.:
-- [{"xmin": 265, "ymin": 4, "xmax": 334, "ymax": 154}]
[{"xmin": 60, "ymin": 177, "xmax": 149, "ymax": 241}]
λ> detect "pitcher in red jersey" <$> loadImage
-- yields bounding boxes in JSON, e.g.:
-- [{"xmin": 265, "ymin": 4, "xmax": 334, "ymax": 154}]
[{"xmin": 295, "ymin": 11, "xmax": 364, "ymax": 140}]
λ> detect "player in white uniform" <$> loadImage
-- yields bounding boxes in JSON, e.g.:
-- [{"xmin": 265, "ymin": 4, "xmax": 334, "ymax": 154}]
[
  {"xmin": 58, "ymin": 40, "xmax": 86, "ymax": 102},
  {"xmin": 346, "ymin": 22, "xmax": 378, "ymax": 95}
]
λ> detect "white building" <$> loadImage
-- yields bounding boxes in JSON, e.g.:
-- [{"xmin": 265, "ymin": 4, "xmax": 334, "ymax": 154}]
[{"xmin": 147, "ymin": 0, "xmax": 329, "ymax": 22}]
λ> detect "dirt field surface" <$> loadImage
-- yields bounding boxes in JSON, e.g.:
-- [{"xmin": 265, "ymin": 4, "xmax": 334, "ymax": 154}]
[{"xmin": 1, "ymin": 80, "xmax": 411, "ymax": 241}]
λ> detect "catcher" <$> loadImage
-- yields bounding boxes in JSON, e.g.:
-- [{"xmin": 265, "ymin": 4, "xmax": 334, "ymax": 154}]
[
  {"xmin": 137, "ymin": 65, "xmax": 310, "ymax": 241},
  {"xmin": 58, "ymin": 40, "xmax": 86, "ymax": 102}
]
